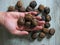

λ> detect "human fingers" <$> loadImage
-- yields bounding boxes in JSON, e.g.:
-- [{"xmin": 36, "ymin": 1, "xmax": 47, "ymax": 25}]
[{"xmin": 25, "ymin": 11, "xmax": 38, "ymax": 15}]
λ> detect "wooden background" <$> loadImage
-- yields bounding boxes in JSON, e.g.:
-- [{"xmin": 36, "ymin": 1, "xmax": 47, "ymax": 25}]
[{"xmin": 0, "ymin": 0, "xmax": 60, "ymax": 45}]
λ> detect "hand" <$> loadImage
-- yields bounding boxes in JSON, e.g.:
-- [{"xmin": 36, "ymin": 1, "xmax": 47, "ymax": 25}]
[{"xmin": 3, "ymin": 12, "xmax": 45, "ymax": 36}]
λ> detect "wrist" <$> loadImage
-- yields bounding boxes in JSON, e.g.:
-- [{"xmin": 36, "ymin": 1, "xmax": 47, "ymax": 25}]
[{"xmin": 0, "ymin": 12, "xmax": 6, "ymax": 25}]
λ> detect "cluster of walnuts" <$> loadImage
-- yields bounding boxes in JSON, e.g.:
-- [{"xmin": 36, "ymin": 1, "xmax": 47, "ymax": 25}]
[
  {"xmin": 17, "ymin": 14, "xmax": 38, "ymax": 29},
  {"xmin": 7, "ymin": 1, "xmax": 55, "ymax": 41}
]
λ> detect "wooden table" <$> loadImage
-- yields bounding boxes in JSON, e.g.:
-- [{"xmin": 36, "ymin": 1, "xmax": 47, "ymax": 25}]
[{"xmin": 0, "ymin": 0, "xmax": 60, "ymax": 45}]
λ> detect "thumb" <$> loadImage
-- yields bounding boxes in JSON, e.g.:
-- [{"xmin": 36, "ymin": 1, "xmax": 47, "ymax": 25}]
[{"xmin": 11, "ymin": 30, "xmax": 29, "ymax": 36}]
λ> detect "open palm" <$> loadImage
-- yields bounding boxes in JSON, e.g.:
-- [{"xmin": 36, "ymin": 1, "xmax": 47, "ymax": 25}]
[{"xmin": 4, "ymin": 12, "xmax": 45, "ymax": 36}]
